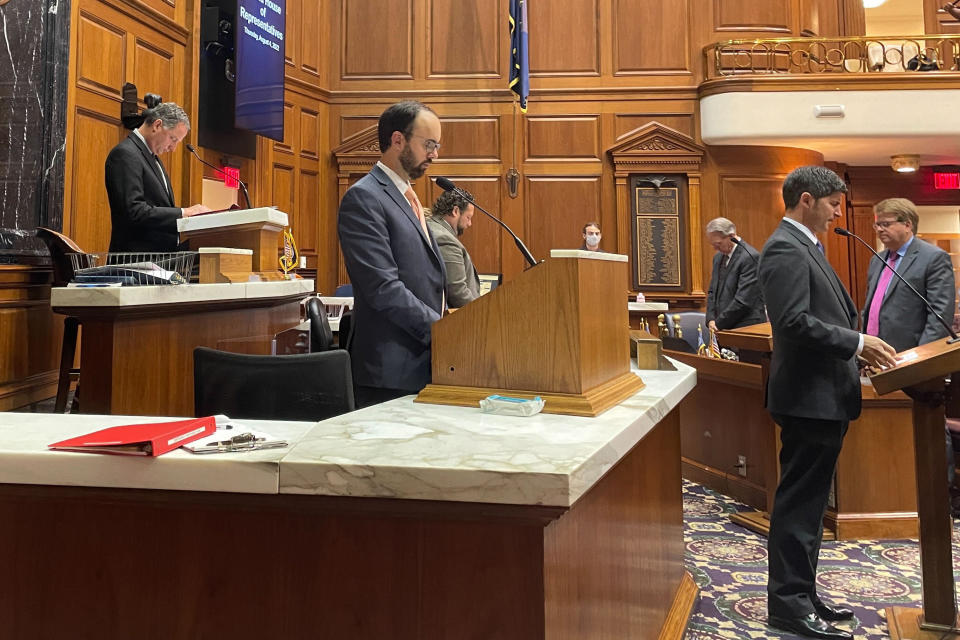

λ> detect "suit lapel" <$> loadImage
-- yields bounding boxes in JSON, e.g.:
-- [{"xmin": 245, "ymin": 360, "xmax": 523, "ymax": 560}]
[
  {"xmin": 782, "ymin": 221, "xmax": 855, "ymax": 327},
  {"xmin": 129, "ymin": 133, "xmax": 173, "ymax": 207},
  {"xmin": 882, "ymin": 245, "xmax": 915, "ymax": 301},
  {"xmin": 371, "ymin": 165, "xmax": 442, "ymax": 265}
]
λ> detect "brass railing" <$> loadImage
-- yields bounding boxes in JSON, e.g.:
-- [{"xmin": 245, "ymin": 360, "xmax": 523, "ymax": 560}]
[{"xmin": 704, "ymin": 35, "xmax": 960, "ymax": 79}]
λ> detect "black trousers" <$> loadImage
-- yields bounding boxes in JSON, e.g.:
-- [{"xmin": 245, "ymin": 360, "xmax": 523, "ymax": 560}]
[
  {"xmin": 767, "ymin": 413, "xmax": 848, "ymax": 618},
  {"xmin": 355, "ymin": 385, "xmax": 412, "ymax": 408}
]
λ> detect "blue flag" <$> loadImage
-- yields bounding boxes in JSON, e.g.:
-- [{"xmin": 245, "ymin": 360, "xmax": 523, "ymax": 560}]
[{"xmin": 509, "ymin": 0, "xmax": 529, "ymax": 112}]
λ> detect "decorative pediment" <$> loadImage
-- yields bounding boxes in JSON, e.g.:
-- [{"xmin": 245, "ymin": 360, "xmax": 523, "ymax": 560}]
[
  {"xmin": 607, "ymin": 122, "xmax": 704, "ymax": 174},
  {"xmin": 332, "ymin": 125, "xmax": 381, "ymax": 177}
]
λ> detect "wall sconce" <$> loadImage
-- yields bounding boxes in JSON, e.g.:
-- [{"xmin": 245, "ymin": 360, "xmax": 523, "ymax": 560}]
[{"xmin": 891, "ymin": 154, "xmax": 920, "ymax": 173}]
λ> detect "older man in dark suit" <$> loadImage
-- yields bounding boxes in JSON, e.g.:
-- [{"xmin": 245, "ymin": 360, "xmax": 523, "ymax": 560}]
[
  {"xmin": 705, "ymin": 216, "xmax": 766, "ymax": 332},
  {"xmin": 105, "ymin": 102, "xmax": 209, "ymax": 252},
  {"xmin": 759, "ymin": 166, "xmax": 896, "ymax": 640},
  {"xmin": 337, "ymin": 101, "xmax": 446, "ymax": 407},
  {"xmin": 427, "ymin": 189, "xmax": 480, "ymax": 308}
]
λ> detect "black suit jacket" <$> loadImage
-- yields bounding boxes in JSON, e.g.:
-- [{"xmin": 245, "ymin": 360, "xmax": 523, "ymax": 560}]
[
  {"xmin": 759, "ymin": 220, "xmax": 862, "ymax": 421},
  {"xmin": 705, "ymin": 240, "xmax": 766, "ymax": 330},
  {"xmin": 105, "ymin": 133, "xmax": 181, "ymax": 252},
  {"xmin": 860, "ymin": 237, "xmax": 955, "ymax": 353},
  {"xmin": 337, "ymin": 164, "xmax": 446, "ymax": 392}
]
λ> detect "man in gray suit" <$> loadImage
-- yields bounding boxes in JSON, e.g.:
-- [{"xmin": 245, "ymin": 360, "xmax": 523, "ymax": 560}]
[
  {"xmin": 861, "ymin": 197, "xmax": 955, "ymax": 352},
  {"xmin": 861, "ymin": 197, "xmax": 958, "ymax": 513},
  {"xmin": 337, "ymin": 101, "xmax": 446, "ymax": 407},
  {"xmin": 760, "ymin": 166, "xmax": 896, "ymax": 640},
  {"xmin": 427, "ymin": 189, "xmax": 480, "ymax": 308},
  {"xmin": 705, "ymin": 217, "xmax": 766, "ymax": 331}
]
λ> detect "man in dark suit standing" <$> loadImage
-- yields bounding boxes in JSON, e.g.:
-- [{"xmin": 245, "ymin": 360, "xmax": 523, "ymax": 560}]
[
  {"xmin": 337, "ymin": 101, "xmax": 446, "ymax": 407},
  {"xmin": 105, "ymin": 102, "xmax": 209, "ymax": 252},
  {"xmin": 759, "ymin": 166, "xmax": 896, "ymax": 640},
  {"xmin": 427, "ymin": 188, "xmax": 480, "ymax": 308},
  {"xmin": 705, "ymin": 216, "xmax": 766, "ymax": 331}
]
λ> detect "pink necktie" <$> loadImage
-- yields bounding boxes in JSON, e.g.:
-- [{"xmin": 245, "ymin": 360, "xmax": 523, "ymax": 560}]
[
  {"xmin": 866, "ymin": 253, "xmax": 900, "ymax": 336},
  {"xmin": 403, "ymin": 186, "xmax": 429, "ymax": 238}
]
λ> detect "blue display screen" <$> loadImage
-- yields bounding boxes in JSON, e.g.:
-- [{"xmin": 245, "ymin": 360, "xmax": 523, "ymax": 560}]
[{"xmin": 234, "ymin": 0, "xmax": 285, "ymax": 141}]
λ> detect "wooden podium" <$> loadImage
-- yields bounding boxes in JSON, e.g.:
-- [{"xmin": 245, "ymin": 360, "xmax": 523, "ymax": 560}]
[
  {"xmin": 416, "ymin": 251, "xmax": 645, "ymax": 417},
  {"xmin": 871, "ymin": 337, "xmax": 960, "ymax": 639},
  {"xmin": 177, "ymin": 207, "xmax": 287, "ymax": 273}
]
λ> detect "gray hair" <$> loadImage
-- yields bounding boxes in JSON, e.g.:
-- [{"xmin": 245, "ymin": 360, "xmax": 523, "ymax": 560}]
[
  {"xmin": 782, "ymin": 166, "xmax": 846, "ymax": 209},
  {"xmin": 705, "ymin": 217, "xmax": 736, "ymax": 236},
  {"xmin": 142, "ymin": 102, "xmax": 190, "ymax": 130}
]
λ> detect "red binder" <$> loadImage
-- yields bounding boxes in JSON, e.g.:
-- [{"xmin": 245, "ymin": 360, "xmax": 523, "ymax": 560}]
[{"xmin": 49, "ymin": 416, "xmax": 216, "ymax": 457}]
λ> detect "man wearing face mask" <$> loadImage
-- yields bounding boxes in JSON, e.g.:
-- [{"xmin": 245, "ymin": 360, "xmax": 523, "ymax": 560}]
[
  {"xmin": 581, "ymin": 222, "xmax": 602, "ymax": 251},
  {"xmin": 705, "ymin": 217, "xmax": 766, "ymax": 331},
  {"xmin": 105, "ymin": 101, "xmax": 210, "ymax": 252},
  {"xmin": 427, "ymin": 188, "xmax": 480, "ymax": 308}
]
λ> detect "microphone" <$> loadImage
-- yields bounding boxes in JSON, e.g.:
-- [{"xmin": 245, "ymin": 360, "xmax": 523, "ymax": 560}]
[
  {"xmin": 833, "ymin": 227, "xmax": 960, "ymax": 343},
  {"xmin": 434, "ymin": 176, "xmax": 537, "ymax": 268},
  {"xmin": 184, "ymin": 143, "xmax": 252, "ymax": 210},
  {"xmin": 730, "ymin": 236, "xmax": 759, "ymax": 265}
]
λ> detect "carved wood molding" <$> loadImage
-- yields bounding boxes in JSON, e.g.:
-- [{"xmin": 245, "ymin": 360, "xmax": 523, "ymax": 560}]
[
  {"xmin": 607, "ymin": 121, "xmax": 705, "ymax": 175},
  {"xmin": 331, "ymin": 125, "xmax": 380, "ymax": 177}
]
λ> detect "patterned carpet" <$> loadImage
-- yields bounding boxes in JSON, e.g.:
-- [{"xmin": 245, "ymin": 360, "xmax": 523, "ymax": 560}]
[{"xmin": 682, "ymin": 480, "xmax": 959, "ymax": 639}]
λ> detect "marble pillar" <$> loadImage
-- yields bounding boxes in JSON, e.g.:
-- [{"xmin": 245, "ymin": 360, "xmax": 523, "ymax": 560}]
[{"xmin": 0, "ymin": 0, "xmax": 71, "ymax": 261}]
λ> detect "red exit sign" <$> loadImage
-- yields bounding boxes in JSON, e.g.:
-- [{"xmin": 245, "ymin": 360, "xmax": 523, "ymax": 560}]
[{"xmin": 934, "ymin": 172, "xmax": 960, "ymax": 190}]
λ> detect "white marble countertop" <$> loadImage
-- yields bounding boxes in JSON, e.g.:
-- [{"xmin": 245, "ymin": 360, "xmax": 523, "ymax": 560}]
[
  {"xmin": 176, "ymin": 207, "xmax": 288, "ymax": 233},
  {"xmin": 0, "ymin": 361, "xmax": 696, "ymax": 506},
  {"xmin": 51, "ymin": 279, "xmax": 313, "ymax": 307},
  {"xmin": 0, "ymin": 414, "xmax": 317, "ymax": 494}
]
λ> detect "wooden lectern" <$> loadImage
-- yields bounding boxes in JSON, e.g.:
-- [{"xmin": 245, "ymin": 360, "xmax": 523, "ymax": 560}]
[
  {"xmin": 415, "ymin": 251, "xmax": 645, "ymax": 417},
  {"xmin": 177, "ymin": 207, "xmax": 288, "ymax": 273},
  {"xmin": 871, "ymin": 337, "xmax": 960, "ymax": 639}
]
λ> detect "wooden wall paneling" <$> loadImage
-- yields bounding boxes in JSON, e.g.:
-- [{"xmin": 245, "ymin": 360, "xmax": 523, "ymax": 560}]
[
  {"xmin": 428, "ymin": 0, "xmax": 500, "ymax": 78},
  {"xmin": 0, "ymin": 267, "xmax": 61, "ymax": 411},
  {"xmin": 713, "ymin": 0, "xmax": 793, "ymax": 33},
  {"xmin": 435, "ymin": 117, "xmax": 501, "ymax": 163},
  {"xmin": 526, "ymin": 116, "xmax": 601, "ymax": 163},
  {"xmin": 838, "ymin": 0, "xmax": 865, "ymax": 36},
  {"xmin": 615, "ymin": 114, "xmax": 694, "ymax": 140},
  {"xmin": 524, "ymin": 177, "xmax": 603, "ymax": 262},
  {"xmin": 75, "ymin": 10, "xmax": 126, "ymax": 97},
  {"xmin": 527, "ymin": 0, "xmax": 600, "ymax": 76},
  {"xmin": 272, "ymin": 164, "xmax": 296, "ymax": 226},
  {"xmin": 340, "ymin": 0, "xmax": 415, "ymax": 80},
  {"xmin": 613, "ymin": 0, "xmax": 691, "ymax": 76},
  {"xmin": 285, "ymin": 0, "xmax": 325, "ymax": 87},
  {"xmin": 926, "ymin": 0, "xmax": 960, "ymax": 35},
  {"xmin": 69, "ymin": 108, "xmax": 122, "ymax": 251}
]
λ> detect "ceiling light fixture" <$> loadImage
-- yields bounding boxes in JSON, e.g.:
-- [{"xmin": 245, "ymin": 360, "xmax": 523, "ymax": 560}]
[
  {"xmin": 891, "ymin": 154, "xmax": 920, "ymax": 173},
  {"xmin": 862, "ymin": 0, "xmax": 887, "ymax": 8}
]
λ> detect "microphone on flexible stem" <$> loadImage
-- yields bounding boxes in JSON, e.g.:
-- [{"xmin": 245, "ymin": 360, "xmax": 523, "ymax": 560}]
[
  {"xmin": 184, "ymin": 143, "xmax": 252, "ymax": 210},
  {"xmin": 730, "ymin": 236, "xmax": 759, "ymax": 264},
  {"xmin": 833, "ymin": 227, "xmax": 960, "ymax": 343},
  {"xmin": 434, "ymin": 176, "xmax": 538, "ymax": 268}
]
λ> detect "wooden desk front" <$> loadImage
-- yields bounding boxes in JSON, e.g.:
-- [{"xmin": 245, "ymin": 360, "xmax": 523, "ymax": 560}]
[
  {"xmin": 52, "ymin": 282, "xmax": 310, "ymax": 416},
  {"xmin": 670, "ymin": 351, "xmax": 918, "ymax": 540}
]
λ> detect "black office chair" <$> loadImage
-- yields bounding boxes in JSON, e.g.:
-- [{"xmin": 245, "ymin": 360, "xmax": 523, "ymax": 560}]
[
  {"xmin": 304, "ymin": 297, "xmax": 334, "ymax": 352},
  {"xmin": 338, "ymin": 310, "xmax": 354, "ymax": 352},
  {"xmin": 193, "ymin": 348, "xmax": 356, "ymax": 421}
]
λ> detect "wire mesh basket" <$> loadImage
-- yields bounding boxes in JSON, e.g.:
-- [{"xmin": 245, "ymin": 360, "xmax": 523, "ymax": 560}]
[{"xmin": 68, "ymin": 251, "xmax": 197, "ymax": 286}]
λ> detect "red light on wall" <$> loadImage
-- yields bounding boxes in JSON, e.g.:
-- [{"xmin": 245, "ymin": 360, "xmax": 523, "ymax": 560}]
[
  {"xmin": 222, "ymin": 166, "xmax": 240, "ymax": 190},
  {"xmin": 934, "ymin": 172, "xmax": 960, "ymax": 190}
]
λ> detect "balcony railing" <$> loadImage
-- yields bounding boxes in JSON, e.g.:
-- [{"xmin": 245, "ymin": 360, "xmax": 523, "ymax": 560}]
[{"xmin": 704, "ymin": 35, "xmax": 960, "ymax": 79}]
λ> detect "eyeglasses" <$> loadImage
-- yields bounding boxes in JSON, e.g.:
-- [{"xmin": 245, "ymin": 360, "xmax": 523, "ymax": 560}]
[
  {"xmin": 408, "ymin": 134, "xmax": 441, "ymax": 153},
  {"xmin": 873, "ymin": 220, "xmax": 903, "ymax": 230}
]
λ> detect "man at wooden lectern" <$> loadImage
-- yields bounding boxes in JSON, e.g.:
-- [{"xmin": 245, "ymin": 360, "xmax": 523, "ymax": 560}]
[
  {"xmin": 705, "ymin": 216, "xmax": 766, "ymax": 331},
  {"xmin": 105, "ymin": 101, "xmax": 209, "ymax": 253},
  {"xmin": 759, "ymin": 166, "xmax": 897, "ymax": 640},
  {"xmin": 337, "ymin": 101, "xmax": 446, "ymax": 407}
]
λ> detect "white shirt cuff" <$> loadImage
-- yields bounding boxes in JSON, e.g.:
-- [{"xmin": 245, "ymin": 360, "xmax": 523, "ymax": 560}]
[{"xmin": 856, "ymin": 333, "xmax": 864, "ymax": 356}]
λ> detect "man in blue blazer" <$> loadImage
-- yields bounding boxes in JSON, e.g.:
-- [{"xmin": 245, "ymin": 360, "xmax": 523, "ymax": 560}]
[
  {"xmin": 759, "ymin": 166, "xmax": 896, "ymax": 640},
  {"xmin": 105, "ymin": 102, "xmax": 209, "ymax": 252},
  {"xmin": 337, "ymin": 101, "xmax": 446, "ymax": 406},
  {"xmin": 705, "ymin": 216, "xmax": 766, "ymax": 331}
]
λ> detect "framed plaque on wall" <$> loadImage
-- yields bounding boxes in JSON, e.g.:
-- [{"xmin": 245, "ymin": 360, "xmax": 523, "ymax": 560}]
[{"xmin": 629, "ymin": 175, "xmax": 688, "ymax": 291}]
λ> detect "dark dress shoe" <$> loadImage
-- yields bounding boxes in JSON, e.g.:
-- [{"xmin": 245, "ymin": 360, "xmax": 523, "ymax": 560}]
[
  {"xmin": 813, "ymin": 600, "xmax": 854, "ymax": 621},
  {"xmin": 768, "ymin": 613, "xmax": 853, "ymax": 640}
]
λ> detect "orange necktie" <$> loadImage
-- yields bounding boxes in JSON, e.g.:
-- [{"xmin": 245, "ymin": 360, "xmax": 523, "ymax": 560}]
[{"xmin": 404, "ymin": 186, "xmax": 429, "ymax": 237}]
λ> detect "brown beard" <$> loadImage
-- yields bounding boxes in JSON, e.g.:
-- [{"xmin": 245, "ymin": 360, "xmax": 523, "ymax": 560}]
[{"xmin": 400, "ymin": 144, "xmax": 430, "ymax": 179}]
